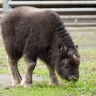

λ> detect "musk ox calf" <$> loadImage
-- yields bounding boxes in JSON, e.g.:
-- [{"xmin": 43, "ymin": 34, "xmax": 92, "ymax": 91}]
[{"xmin": 1, "ymin": 6, "xmax": 80, "ymax": 87}]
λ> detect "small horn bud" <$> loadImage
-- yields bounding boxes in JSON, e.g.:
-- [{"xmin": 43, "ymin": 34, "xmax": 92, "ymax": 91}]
[
  {"xmin": 73, "ymin": 54, "xmax": 80, "ymax": 64},
  {"xmin": 67, "ymin": 49, "xmax": 80, "ymax": 64},
  {"xmin": 64, "ymin": 46, "xmax": 67, "ymax": 51}
]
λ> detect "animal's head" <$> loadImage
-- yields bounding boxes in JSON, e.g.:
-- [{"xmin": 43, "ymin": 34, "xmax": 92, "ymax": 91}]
[{"xmin": 55, "ymin": 45, "xmax": 80, "ymax": 81}]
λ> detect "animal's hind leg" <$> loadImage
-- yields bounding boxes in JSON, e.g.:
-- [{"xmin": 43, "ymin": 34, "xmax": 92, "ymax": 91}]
[
  {"xmin": 47, "ymin": 64, "xmax": 59, "ymax": 86},
  {"xmin": 21, "ymin": 60, "xmax": 36, "ymax": 87},
  {"xmin": 7, "ymin": 56, "xmax": 22, "ymax": 87}
]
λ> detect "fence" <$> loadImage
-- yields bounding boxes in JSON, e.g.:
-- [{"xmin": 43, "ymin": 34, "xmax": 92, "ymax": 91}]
[{"xmin": 1, "ymin": 0, "xmax": 96, "ymax": 26}]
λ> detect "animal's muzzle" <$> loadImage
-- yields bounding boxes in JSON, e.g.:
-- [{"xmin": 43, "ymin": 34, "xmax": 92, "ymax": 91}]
[{"xmin": 68, "ymin": 76, "xmax": 79, "ymax": 81}]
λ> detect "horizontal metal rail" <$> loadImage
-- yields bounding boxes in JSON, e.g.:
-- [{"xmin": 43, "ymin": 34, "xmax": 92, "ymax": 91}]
[
  {"xmin": 0, "ymin": 1, "xmax": 2, "ymax": 4},
  {"xmin": 60, "ymin": 15, "xmax": 96, "ymax": 19},
  {"xmin": 2, "ymin": 0, "xmax": 96, "ymax": 27},
  {"xmin": 9, "ymin": 8, "xmax": 96, "ymax": 13},
  {"xmin": 41, "ymin": 8, "xmax": 96, "ymax": 12},
  {"xmin": 0, "ymin": 8, "xmax": 3, "ymax": 12},
  {"xmin": 8, "ymin": 1, "xmax": 96, "ymax": 5},
  {"xmin": 65, "ymin": 23, "xmax": 96, "ymax": 27}
]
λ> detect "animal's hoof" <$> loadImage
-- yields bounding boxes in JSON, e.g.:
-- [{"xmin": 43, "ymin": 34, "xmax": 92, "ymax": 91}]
[
  {"xmin": 49, "ymin": 82, "xmax": 59, "ymax": 86},
  {"xmin": 51, "ymin": 83, "xmax": 60, "ymax": 86},
  {"xmin": 23, "ymin": 84, "xmax": 32, "ymax": 88},
  {"xmin": 21, "ymin": 79, "xmax": 32, "ymax": 88},
  {"xmin": 21, "ymin": 83, "xmax": 32, "ymax": 88},
  {"xmin": 55, "ymin": 83, "xmax": 60, "ymax": 86},
  {"xmin": 12, "ymin": 82, "xmax": 21, "ymax": 87},
  {"xmin": 49, "ymin": 78, "xmax": 59, "ymax": 86}
]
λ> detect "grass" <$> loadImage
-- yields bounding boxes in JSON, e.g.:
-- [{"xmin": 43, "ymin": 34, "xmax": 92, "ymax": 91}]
[
  {"xmin": 0, "ymin": 29, "xmax": 96, "ymax": 96},
  {"xmin": 0, "ymin": 80, "xmax": 96, "ymax": 96},
  {"xmin": 0, "ymin": 46, "xmax": 9, "ymax": 74}
]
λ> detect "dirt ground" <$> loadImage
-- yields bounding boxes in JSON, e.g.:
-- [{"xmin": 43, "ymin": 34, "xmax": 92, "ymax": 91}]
[{"xmin": 0, "ymin": 27, "xmax": 96, "ymax": 88}]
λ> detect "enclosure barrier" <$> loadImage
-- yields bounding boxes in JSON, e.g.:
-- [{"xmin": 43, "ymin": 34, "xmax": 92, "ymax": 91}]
[
  {"xmin": 0, "ymin": 0, "xmax": 2, "ymax": 18},
  {"xmin": 2, "ymin": 0, "xmax": 96, "ymax": 26}
]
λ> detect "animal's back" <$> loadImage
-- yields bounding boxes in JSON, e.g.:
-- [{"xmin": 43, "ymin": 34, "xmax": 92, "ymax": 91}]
[
  {"xmin": 1, "ymin": 6, "xmax": 57, "ymax": 39},
  {"xmin": 1, "ymin": 6, "xmax": 59, "ymax": 60}
]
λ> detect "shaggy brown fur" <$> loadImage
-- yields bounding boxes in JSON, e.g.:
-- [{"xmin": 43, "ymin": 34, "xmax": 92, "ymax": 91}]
[{"xmin": 1, "ymin": 6, "xmax": 80, "ymax": 87}]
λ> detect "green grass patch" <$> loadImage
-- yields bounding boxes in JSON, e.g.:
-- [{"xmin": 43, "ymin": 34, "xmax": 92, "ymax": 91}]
[
  {"xmin": 0, "ymin": 31, "xmax": 96, "ymax": 96},
  {"xmin": 70, "ymin": 32, "xmax": 96, "ymax": 46},
  {"xmin": 0, "ymin": 46, "xmax": 9, "ymax": 74},
  {"xmin": 0, "ymin": 80, "xmax": 96, "ymax": 96}
]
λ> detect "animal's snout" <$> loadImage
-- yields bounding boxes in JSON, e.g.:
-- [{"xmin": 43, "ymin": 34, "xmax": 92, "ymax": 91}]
[{"xmin": 68, "ymin": 76, "xmax": 79, "ymax": 81}]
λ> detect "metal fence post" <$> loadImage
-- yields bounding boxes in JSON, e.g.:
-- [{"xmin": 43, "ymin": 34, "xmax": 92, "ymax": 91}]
[
  {"xmin": 74, "ymin": 18, "xmax": 78, "ymax": 24},
  {"xmin": 2, "ymin": 0, "xmax": 10, "ymax": 14}
]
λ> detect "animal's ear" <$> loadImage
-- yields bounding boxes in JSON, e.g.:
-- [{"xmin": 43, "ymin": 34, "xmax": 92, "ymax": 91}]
[
  {"xmin": 76, "ymin": 45, "xmax": 78, "ymax": 49},
  {"xmin": 60, "ymin": 45, "xmax": 67, "ymax": 52}
]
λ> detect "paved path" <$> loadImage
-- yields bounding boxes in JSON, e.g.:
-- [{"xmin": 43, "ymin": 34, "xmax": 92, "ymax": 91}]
[
  {"xmin": 0, "ymin": 74, "xmax": 46, "ymax": 88},
  {"xmin": 0, "ymin": 74, "xmax": 11, "ymax": 87}
]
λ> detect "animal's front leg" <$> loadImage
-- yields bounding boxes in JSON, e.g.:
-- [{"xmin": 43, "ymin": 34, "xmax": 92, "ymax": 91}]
[
  {"xmin": 47, "ymin": 65, "xmax": 59, "ymax": 86},
  {"xmin": 7, "ymin": 56, "xmax": 22, "ymax": 87},
  {"xmin": 21, "ymin": 61, "xmax": 36, "ymax": 87}
]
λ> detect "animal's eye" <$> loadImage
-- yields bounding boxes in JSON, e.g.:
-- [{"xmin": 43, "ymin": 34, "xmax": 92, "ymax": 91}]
[{"xmin": 64, "ymin": 60, "xmax": 70, "ymax": 68}]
